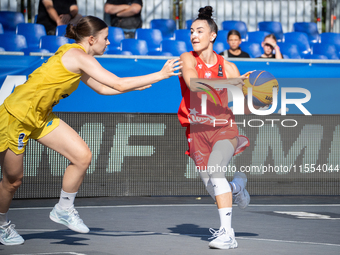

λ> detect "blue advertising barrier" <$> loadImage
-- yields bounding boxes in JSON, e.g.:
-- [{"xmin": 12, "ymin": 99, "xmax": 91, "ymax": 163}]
[{"xmin": 0, "ymin": 55, "xmax": 339, "ymax": 114}]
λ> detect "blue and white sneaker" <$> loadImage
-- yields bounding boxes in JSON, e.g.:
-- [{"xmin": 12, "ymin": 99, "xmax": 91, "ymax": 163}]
[
  {"xmin": 49, "ymin": 205, "xmax": 89, "ymax": 233},
  {"xmin": 232, "ymin": 172, "xmax": 250, "ymax": 209},
  {"xmin": 0, "ymin": 221, "xmax": 24, "ymax": 245},
  {"xmin": 208, "ymin": 227, "xmax": 238, "ymax": 249}
]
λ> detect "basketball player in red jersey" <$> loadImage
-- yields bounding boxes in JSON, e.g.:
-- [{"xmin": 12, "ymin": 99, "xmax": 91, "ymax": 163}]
[{"xmin": 178, "ymin": 6, "xmax": 253, "ymax": 249}]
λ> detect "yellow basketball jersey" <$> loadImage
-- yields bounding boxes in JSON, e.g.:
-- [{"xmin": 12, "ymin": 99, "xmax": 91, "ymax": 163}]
[{"xmin": 4, "ymin": 44, "xmax": 85, "ymax": 128}]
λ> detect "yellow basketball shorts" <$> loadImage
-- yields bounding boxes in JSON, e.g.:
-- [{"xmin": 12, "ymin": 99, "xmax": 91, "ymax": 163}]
[{"xmin": 0, "ymin": 104, "xmax": 60, "ymax": 155}]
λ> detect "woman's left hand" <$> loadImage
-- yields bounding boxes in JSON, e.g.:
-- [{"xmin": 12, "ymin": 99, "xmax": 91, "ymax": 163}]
[{"xmin": 240, "ymin": 70, "xmax": 255, "ymax": 80}]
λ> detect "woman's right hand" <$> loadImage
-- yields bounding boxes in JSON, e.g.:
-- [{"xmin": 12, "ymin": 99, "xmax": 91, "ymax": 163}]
[{"xmin": 159, "ymin": 58, "xmax": 183, "ymax": 79}]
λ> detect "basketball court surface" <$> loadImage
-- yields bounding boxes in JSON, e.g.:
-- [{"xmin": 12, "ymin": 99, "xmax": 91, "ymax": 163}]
[{"xmin": 1, "ymin": 196, "xmax": 339, "ymax": 255}]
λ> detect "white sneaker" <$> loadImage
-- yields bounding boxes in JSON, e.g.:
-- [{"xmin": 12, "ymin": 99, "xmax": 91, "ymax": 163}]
[
  {"xmin": 0, "ymin": 221, "xmax": 24, "ymax": 245},
  {"xmin": 208, "ymin": 227, "xmax": 238, "ymax": 249},
  {"xmin": 49, "ymin": 205, "xmax": 90, "ymax": 233},
  {"xmin": 232, "ymin": 172, "xmax": 250, "ymax": 209}
]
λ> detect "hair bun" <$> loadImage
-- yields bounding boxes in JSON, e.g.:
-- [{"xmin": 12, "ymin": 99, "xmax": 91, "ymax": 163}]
[
  {"xmin": 65, "ymin": 23, "xmax": 77, "ymax": 40},
  {"xmin": 198, "ymin": 6, "xmax": 213, "ymax": 19}
]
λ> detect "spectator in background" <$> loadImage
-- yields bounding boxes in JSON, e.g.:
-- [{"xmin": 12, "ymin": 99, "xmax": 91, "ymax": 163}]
[
  {"xmin": 259, "ymin": 34, "xmax": 283, "ymax": 59},
  {"xmin": 219, "ymin": 30, "xmax": 250, "ymax": 58},
  {"xmin": 37, "ymin": 0, "xmax": 82, "ymax": 35},
  {"xmin": 104, "ymin": 0, "xmax": 143, "ymax": 38}
]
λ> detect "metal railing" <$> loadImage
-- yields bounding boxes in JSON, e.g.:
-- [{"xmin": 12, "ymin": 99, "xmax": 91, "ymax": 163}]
[
  {"xmin": 0, "ymin": 0, "xmax": 20, "ymax": 12},
  {"xmin": 1, "ymin": 0, "xmax": 340, "ymax": 33},
  {"xmin": 32, "ymin": 0, "xmax": 174, "ymax": 29},
  {"xmin": 183, "ymin": 0, "xmax": 314, "ymax": 33}
]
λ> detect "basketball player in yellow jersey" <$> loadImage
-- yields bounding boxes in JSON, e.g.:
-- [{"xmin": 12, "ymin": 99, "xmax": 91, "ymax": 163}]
[{"xmin": 0, "ymin": 16, "xmax": 182, "ymax": 245}]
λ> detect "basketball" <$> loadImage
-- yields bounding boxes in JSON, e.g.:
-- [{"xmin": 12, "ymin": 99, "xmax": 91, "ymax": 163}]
[{"xmin": 242, "ymin": 70, "xmax": 279, "ymax": 106}]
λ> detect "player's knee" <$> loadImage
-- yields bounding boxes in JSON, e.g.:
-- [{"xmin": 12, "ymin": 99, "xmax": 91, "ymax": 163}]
[
  {"xmin": 3, "ymin": 175, "xmax": 23, "ymax": 193},
  {"xmin": 74, "ymin": 147, "xmax": 92, "ymax": 170},
  {"xmin": 80, "ymin": 148, "xmax": 92, "ymax": 170},
  {"xmin": 10, "ymin": 179, "xmax": 23, "ymax": 192},
  {"xmin": 210, "ymin": 176, "xmax": 231, "ymax": 196}
]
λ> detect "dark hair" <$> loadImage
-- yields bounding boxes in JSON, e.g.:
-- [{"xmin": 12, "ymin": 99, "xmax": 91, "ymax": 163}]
[
  {"xmin": 264, "ymin": 34, "xmax": 277, "ymax": 42},
  {"xmin": 194, "ymin": 6, "xmax": 218, "ymax": 42},
  {"xmin": 65, "ymin": 16, "xmax": 108, "ymax": 43},
  {"xmin": 227, "ymin": 30, "xmax": 241, "ymax": 40}
]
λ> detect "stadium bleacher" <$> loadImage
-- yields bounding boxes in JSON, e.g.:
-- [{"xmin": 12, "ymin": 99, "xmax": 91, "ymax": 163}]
[
  {"xmin": 222, "ymin": 20, "xmax": 248, "ymax": 41},
  {"xmin": 135, "ymin": 28, "xmax": 163, "ymax": 52},
  {"xmin": 277, "ymin": 42, "xmax": 301, "ymax": 59},
  {"xmin": 0, "ymin": 10, "xmax": 339, "ymax": 59},
  {"xmin": 16, "ymin": 23, "xmax": 46, "ymax": 48},
  {"xmin": 55, "ymin": 24, "xmax": 67, "ymax": 36}
]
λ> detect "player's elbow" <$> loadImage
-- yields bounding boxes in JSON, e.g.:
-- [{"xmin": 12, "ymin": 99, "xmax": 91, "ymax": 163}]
[
  {"xmin": 244, "ymin": 108, "xmax": 252, "ymax": 115},
  {"xmin": 114, "ymin": 83, "xmax": 126, "ymax": 93},
  {"xmin": 244, "ymin": 103, "xmax": 252, "ymax": 115}
]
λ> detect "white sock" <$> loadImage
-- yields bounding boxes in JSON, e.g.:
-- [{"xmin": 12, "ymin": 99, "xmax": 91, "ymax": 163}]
[
  {"xmin": 0, "ymin": 212, "xmax": 8, "ymax": 226},
  {"xmin": 218, "ymin": 207, "xmax": 232, "ymax": 231},
  {"xmin": 230, "ymin": 181, "xmax": 241, "ymax": 194},
  {"xmin": 57, "ymin": 190, "xmax": 77, "ymax": 210}
]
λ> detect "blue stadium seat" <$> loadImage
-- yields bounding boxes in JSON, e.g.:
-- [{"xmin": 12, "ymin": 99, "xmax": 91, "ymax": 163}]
[
  {"xmin": 214, "ymin": 30, "xmax": 230, "ymax": 53},
  {"xmin": 121, "ymin": 39, "xmax": 148, "ymax": 55},
  {"xmin": 105, "ymin": 49, "xmax": 132, "ymax": 55},
  {"xmin": 40, "ymin": 35, "xmax": 70, "ymax": 53},
  {"xmin": 284, "ymin": 32, "xmax": 311, "ymax": 55},
  {"xmin": 222, "ymin": 21, "xmax": 247, "ymax": 40},
  {"xmin": 320, "ymin": 32, "xmax": 340, "ymax": 52},
  {"xmin": 150, "ymin": 19, "xmax": 176, "ymax": 39},
  {"xmin": 0, "ymin": 23, "xmax": 3, "ymax": 34},
  {"xmin": 16, "ymin": 23, "xmax": 46, "ymax": 48},
  {"xmin": 293, "ymin": 22, "xmax": 320, "ymax": 44},
  {"xmin": 277, "ymin": 42, "xmax": 301, "ymax": 59},
  {"xmin": 213, "ymin": 41, "xmax": 229, "ymax": 54},
  {"xmin": 303, "ymin": 54, "xmax": 328, "ymax": 59},
  {"xmin": 135, "ymin": 28, "xmax": 163, "ymax": 52},
  {"xmin": 186, "ymin": 20, "xmax": 193, "ymax": 29},
  {"xmin": 22, "ymin": 47, "xmax": 50, "ymax": 56},
  {"xmin": 107, "ymin": 27, "xmax": 125, "ymax": 50},
  {"xmin": 55, "ymin": 24, "xmax": 67, "ymax": 36},
  {"xmin": 160, "ymin": 40, "xmax": 187, "ymax": 56},
  {"xmin": 312, "ymin": 43, "xmax": 339, "ymax": 59},
  {"xmin": 258, "ymin": 21, "xmax": 284, "ymax": 41},
  {"xmin": 247, "ymin": 31, "xmax": 270, "ymax": 43},
  {"xmin": 240, "ymin": 42, "xmax": 263, "ymax": 58},
  {"xmin": 0, "ymin": 47, "xmax": 5, "ymax": 52},
  {"xmin": 0, "ymin": 11, "xmax": 24, "ymax": 33},
  {"xmin": 215, "ymin": 30, "xmax": 229, "ymax": 44},
  {"xmin": 148, "ymin": 51, "xmax": 173, "ymax": 56},
  {"xmin": 175, "ymin": 29, "xmax": 193, "ymax": 51},
  {"xmin": 0, "ymin": 34, "xmax": 27, "ymax": 51}
]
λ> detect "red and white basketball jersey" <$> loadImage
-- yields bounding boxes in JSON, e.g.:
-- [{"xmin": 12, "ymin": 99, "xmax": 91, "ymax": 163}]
[{"xmin": 178, "ymin": 51, "xmax": 235, "ymax": 128}]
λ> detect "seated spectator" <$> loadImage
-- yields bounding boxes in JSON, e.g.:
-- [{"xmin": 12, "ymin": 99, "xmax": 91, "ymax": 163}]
[
  {"xmin": 104, "ymin": 0, "xmax": 143, "ymax": 39},
  {"xmin": 219, "ymin": 30, "xmax": 250, "ymax": 58},
  {"xmin": 258, "ymin": 34, "xmax": 283, "ymax": 59},
  {"xmin": 37, "ymin": 0, "xmax": 82, "ymax": 35}
]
